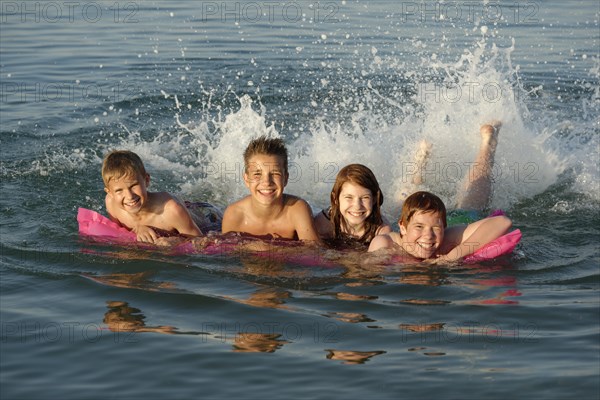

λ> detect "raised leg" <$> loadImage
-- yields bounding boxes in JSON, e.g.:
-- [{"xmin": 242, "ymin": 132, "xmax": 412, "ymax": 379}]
[
  {"xmin": 456, "ymin": 121, "xmax": 501, "ymax": 211},
  {"xmin": 396, "ymin": 140, "xmax": 432, "ymax": 202}
]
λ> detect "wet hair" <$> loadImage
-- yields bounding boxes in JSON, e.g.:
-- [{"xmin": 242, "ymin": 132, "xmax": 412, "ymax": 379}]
[
  {"xmin": 329, "ymin": 164, "xmax": 384, "ymax": 244},
  {"xmin": 399, "ymin": 191, "xmax": 447, "ymax": 234},
  {"xmin": 243, "ymin": 136, "xmax": 288, "ymax": 174},
  {"xmin": 102, "ymin": 150, "xmax": 147, "ymax": 187}
]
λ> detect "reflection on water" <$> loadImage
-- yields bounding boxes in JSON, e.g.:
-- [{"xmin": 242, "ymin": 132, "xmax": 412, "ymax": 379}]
[
  {"xmin": 103, "ymin": 301, "xmax": 204, "ymax": 336},
  {"xmin": 325, "ymin": 312, "xmax": 375, "ymax": 324},
  {"xmin": 232, "ymin": 333, "xmax": 290, "ymax": 353},
  {"xmin": 325, "ymin": 350, "xmax": 386, "ymax": 365},
  {"xmin": 400, "ymin": 299, "xmax": 451, "ymax": 305},
  {"xmin": 335, "ymin": 292, "xmax": 378, "ymax": 301},
  {"xmin": 85, "ymin": 272, "xmax": 176, "ymax": 291},
  {"xmin": 399, "ymin": 265, "xmax": 449, "ymax": 286},
  {"xmin": 399, "ymin": 323, "xmax": 445, "ymax": 333},
  {"xmin": 476, "ymin": 289, "xmax": 522, "ymax": 305},
  {"xmin": 226, "ymin": 287, "xmax": 292, "ymax": 310}
]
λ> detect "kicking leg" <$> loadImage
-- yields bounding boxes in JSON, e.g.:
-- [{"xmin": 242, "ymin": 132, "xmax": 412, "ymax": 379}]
[
  {"xmin": 396, "ymin": 140, "xmax": 432, "ymax": 202},
  {"xmin": 456, "ymin": 121, "xmax": 501, "ymax": 211}
]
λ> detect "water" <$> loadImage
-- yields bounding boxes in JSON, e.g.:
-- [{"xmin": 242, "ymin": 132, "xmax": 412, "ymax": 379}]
[{"xmin": 1, "ymin": 1, "xmax": 599, "ymax": 398}]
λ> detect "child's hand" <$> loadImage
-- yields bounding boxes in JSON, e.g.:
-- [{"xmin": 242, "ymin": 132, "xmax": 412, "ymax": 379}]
[
  {"xmin": 133, "ymin": 225, "xmax": 159, "ymax": 244},
  {"xmin": 425, "ymin": 253, "xmax": 460, "ymax": 265}
]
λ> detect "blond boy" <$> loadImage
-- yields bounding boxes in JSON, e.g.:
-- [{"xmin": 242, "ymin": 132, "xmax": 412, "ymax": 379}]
[
  {"xmin": 221, "ymin": 136, "xmax": 321, "ymax": 243},
  {"xmin": 102, "ymin": 150, "xmax": 202, "ymax": 244}
]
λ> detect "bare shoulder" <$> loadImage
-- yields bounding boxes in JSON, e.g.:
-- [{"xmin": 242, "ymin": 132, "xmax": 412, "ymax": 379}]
[
  {"xmin": 222, "ymin": 196, "xmax": 250, "ymax": 231},
  {"xmin": 148, "ymin": 192, "xmax": 182, "ymax": 215},
  {"xmin": 283, "ymin": 195, "xmax": 321, "ymax": 242},
  {"xmin": 368, "ymin": 232, "xmax": 399, "ymax": 252},
  {"xmin": 376, "ymin": 223, "xmax": 392, "ymax": 235},
  {"xmin": 283, "ymin": 194, "xmax": 312, "ymax": 214},
  {"xmin": 162, "ymin": 194, "xmax": 192, "ymax": 217},
  {"xmin": 105, "ymin": 193, "xmax": 129, "ymax": 225},
  {"xmin": 223, "ymin": 196, "xmax": 250, "ymax": 216}
]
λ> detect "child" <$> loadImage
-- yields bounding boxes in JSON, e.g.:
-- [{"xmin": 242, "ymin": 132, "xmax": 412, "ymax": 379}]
[
  {"xmin": 368, "ymin": 121, "xmax": 512, "ymax": 261},
  {"xmin": 314, "ymin": 164, "xmax": 391, "ymax": 247},
  {"xmin": 368, "ymin": 191, "xmax": 511, "ymax": 261},
  {"xmin": 103, "ymin": 150, "xmax": 202, "ymax": 244},
  {"xmin": 221, "ymin": 136, "xmax": 321, "ymax": 243}
]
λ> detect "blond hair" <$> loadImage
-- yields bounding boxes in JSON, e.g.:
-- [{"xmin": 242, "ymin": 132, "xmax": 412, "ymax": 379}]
[
  {"xmin": 243, "ymin": 136, "xmax": 288, "ymax": 173},
  {"xmin": 102, "ymin": 150, "xmax": 147, "ymax": 187}
]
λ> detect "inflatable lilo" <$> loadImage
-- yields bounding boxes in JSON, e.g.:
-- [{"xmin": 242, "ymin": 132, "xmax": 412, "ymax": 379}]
[{"xmin": 77, "ymin": 208, "xmax": 520, "ymax": 264}]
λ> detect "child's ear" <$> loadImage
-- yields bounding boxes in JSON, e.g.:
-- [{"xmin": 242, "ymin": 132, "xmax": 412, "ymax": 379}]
[
  {"xmin": 104, "ymin": 187, "xmax": 111, "ymax": 197},
  {"xmin": 145, "ymin": 173, "xmax": 150, "ymax": 186},
  {"xmin": 399, "ymin": 223, "xmax": 407, "ymax": 236},
  {"xmin": 243, "ymin": 172, "xmax": 250, "ymax": 188}
]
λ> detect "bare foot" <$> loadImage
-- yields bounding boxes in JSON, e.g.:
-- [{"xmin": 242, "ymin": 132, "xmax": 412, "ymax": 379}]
[
  {"xmin": 414, "ymin": 140, "xmax": 433, "ymax": 165},
  {"xmin": 480, "ymin": 121, "xmax": 501, "ymax": 148},
  {"xmin": 396, "ymin": 140, "xmax": 433, "ymax": 202}
]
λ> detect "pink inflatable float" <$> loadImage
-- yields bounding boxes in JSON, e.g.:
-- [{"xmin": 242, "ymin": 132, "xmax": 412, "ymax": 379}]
[{"xmin": 77, "ymin": 208, "xmax": 521, "ymax": 264}]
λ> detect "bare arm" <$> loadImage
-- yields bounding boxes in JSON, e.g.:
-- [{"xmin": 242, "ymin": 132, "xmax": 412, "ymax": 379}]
[
  {"xmin": 368, "ymin": 233, "xmax": 395, "ymax": 252},
  {"xmin": 439, "ymin": 215, "xmax": 512, "ymax": 262},
  {"xmin": 221, "ymin": 204, "xmax": 240, "ymax": 234},
  {"xmin": 313, "ymin": 209, "xmax": 333, "ymax": 239},
  {"xmin": 165, "ymin": 199, "xmax": 202, "ymax": 237},
  {"xmin": 293, "ymin": 200, "xmax": 323, "ymax": 244}
]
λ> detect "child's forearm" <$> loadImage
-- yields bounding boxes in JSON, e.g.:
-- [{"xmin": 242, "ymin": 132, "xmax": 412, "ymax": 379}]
[{"xmin": 443, "ymin": 216, "xmax": 512, "ymax": 261}]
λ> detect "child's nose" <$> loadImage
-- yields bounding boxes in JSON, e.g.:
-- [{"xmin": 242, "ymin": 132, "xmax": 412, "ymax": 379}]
[
  {"xmin": 261, "ymin": 173, "xmax": 273, "ymax": 184},
  {"xmin": 423, "ymin": 228, "xmax": 435, "ymax": 238}
]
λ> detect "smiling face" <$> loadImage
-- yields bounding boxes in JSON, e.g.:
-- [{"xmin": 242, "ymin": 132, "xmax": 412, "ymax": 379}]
[
  {"xmin": 243, "ymin": 154, "xmax": 288, "ymax": 206},
  {"xmin": 399, "ymin": 210, "xmax": 445, "ymax": 259},
  {"xmin": 338, "ymin": 182, "xmax": 374, "ymax": 235},
  {"xmin": 105, "ymin": 172, "xmax": 150, "ymax": 214}
]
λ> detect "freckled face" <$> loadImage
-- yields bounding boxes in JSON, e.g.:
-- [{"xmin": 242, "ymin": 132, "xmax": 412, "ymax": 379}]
[
  {"xmin": 105, "ymin": 172, "xmax": 150, "ymax": 214},
  {"xmin": 399, "ymin": 211, "xmax": 444, "ymax": 259},
  {"xmin": 244, "ymin": 154, "xmax": 288, "ymax": 205}
]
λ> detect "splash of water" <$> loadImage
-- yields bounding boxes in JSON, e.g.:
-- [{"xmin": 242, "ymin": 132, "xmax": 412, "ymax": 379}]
[{"xmin": 18, "ymin": 35, "xmax": 595, "ymax": 218}]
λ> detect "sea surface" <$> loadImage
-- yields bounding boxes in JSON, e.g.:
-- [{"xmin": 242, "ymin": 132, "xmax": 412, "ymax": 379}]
[{"xmin": 1, "ymin": 1, "xmax": 599, "ymax": 399}]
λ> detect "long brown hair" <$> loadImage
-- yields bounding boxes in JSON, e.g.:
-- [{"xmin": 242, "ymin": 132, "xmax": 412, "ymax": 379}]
[{"xmin": 329, "ymin": 164, "xmax": 384, "ymax": 244}]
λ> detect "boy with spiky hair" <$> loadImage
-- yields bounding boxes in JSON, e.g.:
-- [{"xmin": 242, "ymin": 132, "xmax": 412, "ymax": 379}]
[{"xmin": 222, "ymin": 136, "xmax": 321, "ymax": 243}]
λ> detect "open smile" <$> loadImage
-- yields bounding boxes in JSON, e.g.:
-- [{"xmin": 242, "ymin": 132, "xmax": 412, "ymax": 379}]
[
  {"xmin": 346, "ymin": 210, "xmax": 367, "ymax": 217},
  {"xmin": 124, "ymin": 198, "xmax": 140, "ymax": 208},
  {"xmin": 258, "ymin": 189, "xmax": 276, "ymax": 195},
  {"xmin": 416, "ymin": 242, "xmax": 436, "ymax": 251}
]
